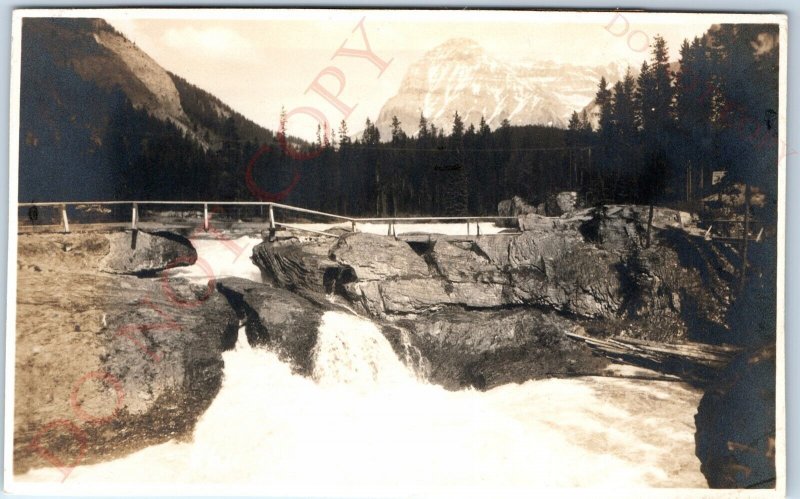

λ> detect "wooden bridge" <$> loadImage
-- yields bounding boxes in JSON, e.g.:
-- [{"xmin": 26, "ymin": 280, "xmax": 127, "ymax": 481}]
[{"xmin": 16, "ymin": 200, "xmax": 520, "ymax": 239}]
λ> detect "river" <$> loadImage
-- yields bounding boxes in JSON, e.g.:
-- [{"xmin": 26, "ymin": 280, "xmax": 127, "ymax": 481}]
[{"xmin": 15, "ymin": 234, "xmax": 707, "ymax": 495}]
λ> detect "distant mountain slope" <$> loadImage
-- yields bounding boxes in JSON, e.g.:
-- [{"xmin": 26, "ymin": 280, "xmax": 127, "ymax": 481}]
[
  {"xmin": 18, "ymin": 17, "xmax": 279, "ymax": 202},
  {"xmin": 375, "ymin": 38, "xmax": 627, "ymax": 138}
]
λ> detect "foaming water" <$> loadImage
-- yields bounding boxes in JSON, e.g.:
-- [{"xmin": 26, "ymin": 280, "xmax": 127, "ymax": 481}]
[
  {"xmin": 14, "ymin": 238, "xmax": 707, "ymax": 495},
  {"xmin": 168, "ymin": 235, "xmax": 263, "ymax": 282}
]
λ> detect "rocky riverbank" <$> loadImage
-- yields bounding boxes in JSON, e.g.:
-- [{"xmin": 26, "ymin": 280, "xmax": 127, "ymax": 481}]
[
  {"xmin": 250, "ymin": 205, "xmax": 741, "ymax": 388},
  {"xmin": 14, "ymin": 206, "xmax": 772, "ymax": 488},
  {"xmin": 14, "ymin": 230, "xmax": 237, "ymax": 475}
]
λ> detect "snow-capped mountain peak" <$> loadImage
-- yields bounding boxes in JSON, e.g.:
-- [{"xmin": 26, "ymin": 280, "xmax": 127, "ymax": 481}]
[{"xmin": 376, "ymin": 38, "xmax": 627, "ymax": 138}]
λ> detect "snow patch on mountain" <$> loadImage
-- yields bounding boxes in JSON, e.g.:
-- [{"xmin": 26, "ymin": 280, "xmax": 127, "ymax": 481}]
[{"xmin": 376, "ymin": 38, "xmax": 628, "ymax": 138}]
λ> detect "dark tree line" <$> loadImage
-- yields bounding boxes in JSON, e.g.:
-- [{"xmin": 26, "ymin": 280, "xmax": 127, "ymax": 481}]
[
  {"xmin": 568, "ymin": 24, "xmax": 779, "ymax": 222},
  {"xmin": 197, "ymin": 25, "xmax": 779, "ymax": 220},
  {"xmin": 241, "ymin": 112, "xmax": 578, "ymax": 217},
  {"xmin": 21, "ymin": 20, "xmax": 779, "ymax": 225}
]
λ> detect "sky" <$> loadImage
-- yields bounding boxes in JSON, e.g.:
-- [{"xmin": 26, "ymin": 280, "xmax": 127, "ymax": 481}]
[{"xmin": 104, "ymin": 10, "xmax": 717, "ymax": 140}]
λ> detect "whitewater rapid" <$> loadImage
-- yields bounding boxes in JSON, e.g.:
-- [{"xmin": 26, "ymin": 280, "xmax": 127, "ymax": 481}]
[{"xmin": 14, "ymin": 235, "xmax": 707, "ymax": 495}]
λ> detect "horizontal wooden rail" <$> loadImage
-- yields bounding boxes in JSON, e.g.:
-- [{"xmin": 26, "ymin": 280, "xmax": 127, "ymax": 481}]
[
  {"xmin": 355, "ymin": 216, "xmax": 517, "ymax": 222},
  {"xmin": 17, "ymin": 200, "xmax": 516, "ymax": 223},
  {"xmin": 17, "ymin": 200, "xmax": 520, "ymax": 236},
  {"xmin": 274, "ymin": 222, "xmax": 340, "ymax": 238}
]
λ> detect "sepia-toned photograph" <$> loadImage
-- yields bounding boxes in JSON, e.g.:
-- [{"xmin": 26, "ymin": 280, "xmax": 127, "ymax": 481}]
[{"xmin": 4, "ymin": 8, "xmax": 787, "ymax": 496}]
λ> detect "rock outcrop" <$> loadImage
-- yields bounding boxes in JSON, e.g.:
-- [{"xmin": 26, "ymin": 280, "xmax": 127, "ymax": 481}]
[
  {"xmin": 99, "ymin": 230, "xmax": 197, "ymax": 275},
  {"xmin": 498, "ymin": 195, "xmax": 542, "ymax": 225},
  {"xmin": 545, "ymin": 191, "xmax": 580, "ymax": 216},
  {"xmin": 246, "ymin": 204, "xmax": 747, "ymax": 397},
  {"xmin": 252, "ymin": 205, "xmax": 735, "ymax": 345},
  {"xmin": 252, "ymin": 239, "xmax": 335, "ymax": 295},
  {"xmin": 15, "ymin": 232, "xmax": 238, "ymax": 476},
  {"xmin": 694, "ymin": 344, "xmax": 776, "ymax": 488},
  {"xmin": 498, "ymin": 195, "xmax": 542, "ymax": 216},
  {"xmin": 384, "ymin": 308, "xmax": 608, "ymax": 390},
  {"xmin": 216, "ymin": 277, "xmax": 327, "ymax": 375}
]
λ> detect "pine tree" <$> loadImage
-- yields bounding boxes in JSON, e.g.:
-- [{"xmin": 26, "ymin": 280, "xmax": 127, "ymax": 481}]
[
  {"xmin": 596, "ymin": 76, "xmax": 614, "ymax": 136},
  {"xmin": 568, "ymin": 111, "xmax": 581, "ymax": 133},
  {"xmin": 635, "ymin": 61, "xmax": 654, "ymax": 133},
  {"xmin": 675, "ymin": 36, "xmax": 714, "ymax": 201},
  {"xmin": 614, "ymin": 68, "xmax": 638, "ymax": 140},
  {"xmin": 390, "ymin": 115, "xmax": 405, "ymax": 144},
  {"xmin": 479, "ymin": 115, "xmax": 491, "ymax": 137},
  {"xmin": 441, "ymin": 111, "xmax": 468, "ymax": 215},
  {"xmin": 417, "ymin": 113, "xmax": 429, "ymax": 139},
  {"xmin": 451, "ymin": 111, "xmax": 464, "ymax": 140},
  {"xmin": 650, "ymin": 35, "xmax": 674, "ymax": 141},
  {"xmin": 338, "ymin": 120, "xmax": 351, "ymax": 147}
]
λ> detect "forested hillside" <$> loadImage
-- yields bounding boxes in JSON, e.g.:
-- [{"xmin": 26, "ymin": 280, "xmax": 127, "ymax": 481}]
[{"xmin": 19, "ymin": 19, "xmax": 780, "ymax": 223}]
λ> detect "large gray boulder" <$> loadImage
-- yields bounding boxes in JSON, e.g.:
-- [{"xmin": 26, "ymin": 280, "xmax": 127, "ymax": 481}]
[
  {"xmin": 544, "ymin": 191, "xmax": 580, "ymax": 216},
  {"xmin": 99, "ymin": 230, "xmax": 197, "ymax": 275},
  {"xmin": 14, "ymin": 266, "xmax": 238, "ymax": 475},
  {"xmin": 497, "ymin": 195, "xmax": 543, "ymax": 226},
  {"xmin": 329, "ymin": 232, "xmax": 430, "ymax": 280}
]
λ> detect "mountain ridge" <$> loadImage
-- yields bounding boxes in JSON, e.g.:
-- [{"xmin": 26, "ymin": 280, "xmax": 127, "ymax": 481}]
[
  {"xmin": 18, "ymin": 17, "xmax": 286, "ymax": 202},
  {"xmin": 375, "ymin": 37, "xmax": 628, "ymax": 138}
]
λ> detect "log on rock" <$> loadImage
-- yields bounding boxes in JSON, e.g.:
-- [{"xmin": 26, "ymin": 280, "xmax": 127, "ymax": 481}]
[{"xmin": 565, "ymin": 329, "xmax": 742, "ymax": 382}]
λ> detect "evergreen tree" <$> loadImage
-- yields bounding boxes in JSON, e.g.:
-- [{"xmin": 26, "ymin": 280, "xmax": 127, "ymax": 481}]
[
  {"xmin": 596, "ymin": 76, "xmax": 614, "ymax": 136},
  {"xmin": 568, "ymin": 111, "xmax": 581, "ymax": 133},
  {"xmin": 390, "ymin": 115, "xmax": 405, "ymax": 143},
  {"xmin": 338, "ymin": 120, "xmax": 351, "ymax": 147},
  {"xmin": 675, "ymin": 35, "xmax": 715, "ymax": 201},
  {"xmin": 479, "ymin": 115, "xmax": 491, "ymax": 137}
]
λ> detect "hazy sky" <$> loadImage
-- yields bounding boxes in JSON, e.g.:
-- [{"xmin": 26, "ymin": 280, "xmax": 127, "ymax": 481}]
[{"xmin": 105, "ymin": 10, "xmax": 716, "ymax": 140}]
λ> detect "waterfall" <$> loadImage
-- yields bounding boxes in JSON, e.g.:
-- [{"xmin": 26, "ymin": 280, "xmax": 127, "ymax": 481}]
[
  {"xmin": 13, "ymin": 236, "xmax": 707, "ymax": 494},
  {"xmin": 312, "ymin": 311, "xmax": 416, "ymax": 388}
]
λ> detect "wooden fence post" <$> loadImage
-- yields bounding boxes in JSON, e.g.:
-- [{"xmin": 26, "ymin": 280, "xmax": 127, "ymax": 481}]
[
  {"xmin": 60, "ymin": 204, "xmax": 70, "ymax": 233},
  {"xmin": 268, "ymin": 204, "xmax": 276, "ymax": 230},
  {"xmin": 131, "ymin": 202, "xmax": 138, "ymax": 230}
]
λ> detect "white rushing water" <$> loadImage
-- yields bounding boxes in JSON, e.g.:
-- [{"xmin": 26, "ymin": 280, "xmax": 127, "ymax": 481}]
[{"xmin": 15, "ymin": 236, "xmax": 707, "ymax": 495}]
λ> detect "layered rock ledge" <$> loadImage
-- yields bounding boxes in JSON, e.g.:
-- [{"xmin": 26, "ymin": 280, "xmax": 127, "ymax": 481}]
[{"xmin": 254, "ymin": 206, "xmax": 736, "ymax": 344}]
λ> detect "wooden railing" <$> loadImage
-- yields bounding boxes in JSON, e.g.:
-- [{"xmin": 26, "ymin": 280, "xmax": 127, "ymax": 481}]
[{"xmin": 17, "ymin": 201, "xmax": 519, "ymax": 237}]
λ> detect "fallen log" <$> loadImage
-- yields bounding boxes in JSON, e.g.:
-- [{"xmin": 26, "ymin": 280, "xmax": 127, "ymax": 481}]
[{"xmin": 565, "ymin": 329, "xmax": 742, "ymax": 384}]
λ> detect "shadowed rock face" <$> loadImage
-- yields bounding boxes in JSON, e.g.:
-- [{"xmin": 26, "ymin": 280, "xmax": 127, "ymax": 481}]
[
  {"xmin": 15, "ymin": 231, "xmax": 238, "ymax": 475},
  {"xmin": 216, "ymin": 277, "xmax": 327, "ymax": 375},
  {"xmin": 99, "ymin": 230, "xmax": 197, "ymax": 276},
  {"xmin": 694, "ymin": 344, "xmax": 776, "ymax": 488},
  {"xmin": 384, "ymin": 308, "xmax": 608, "ymax": 390}
]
